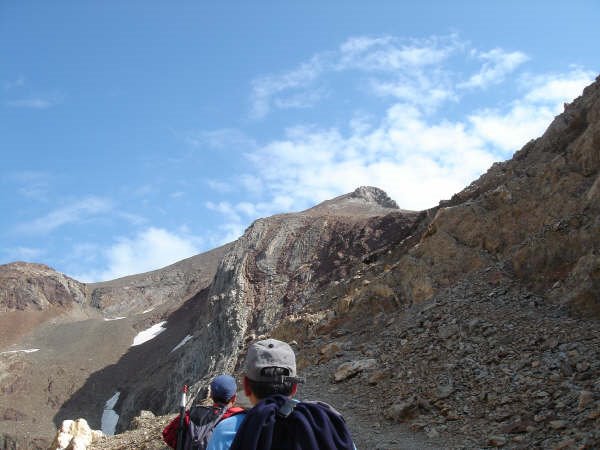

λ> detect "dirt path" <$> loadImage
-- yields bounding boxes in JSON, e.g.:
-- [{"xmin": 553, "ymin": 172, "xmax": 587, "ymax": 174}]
[{"xmin": 300, "ymin": 364, "xmax": 456, "ymax": 450}]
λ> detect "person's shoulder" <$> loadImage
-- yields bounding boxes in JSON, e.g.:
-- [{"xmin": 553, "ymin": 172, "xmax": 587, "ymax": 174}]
[
  {"xmin": 300, "ymin": 400, "xmax": 343, "ymax": 416},
  {"xmin": 215, "ymin": 410, "xmax": 246, "ymax": 431},
  {"xmin": 223, "ymin": 406, "xmax": 245, "ymax": 418},
  {"xmin": 207, "ymin": 412, "xmax": 247, "ymax": 450}
]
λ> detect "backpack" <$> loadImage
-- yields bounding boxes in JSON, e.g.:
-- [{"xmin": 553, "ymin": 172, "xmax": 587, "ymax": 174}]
[
  {"xmin": 230, "ymin": 395, "xmax": 354, "ymax": 450},
  {"xmin": 183, "ymin": 404, "xmax": 227, "ymax": 450}
]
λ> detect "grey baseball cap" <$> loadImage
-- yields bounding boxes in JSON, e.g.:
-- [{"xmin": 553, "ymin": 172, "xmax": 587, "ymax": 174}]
[{"xmin": 245, "ymin": 338, "xmax": 297, "ymax": 382}]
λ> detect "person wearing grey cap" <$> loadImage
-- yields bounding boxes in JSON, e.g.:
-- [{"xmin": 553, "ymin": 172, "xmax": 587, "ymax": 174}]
[{"xmin": 208, "ymin": 339, "xmax": 355, "ymax": 450}]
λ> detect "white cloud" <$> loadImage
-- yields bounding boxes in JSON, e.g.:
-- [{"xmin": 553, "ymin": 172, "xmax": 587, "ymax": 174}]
[
  {"xmin": 460, "ymin": 48, "xmax": 529, "ymax": 89},
  {"xmin": 6, "ymin": 170, "xmax": 52, "ymax": 200},
  {"xmin": 76, "ymin": 227, "xmax": 202, "ymax": 282},
  {"xmin": 239, "ymin": 105, "xmax": 498, "ymax": 210},
  {"xmin": 337, "ymin": 35, "xmax": 457, "ymax": 71},
  {"xmin": 249, "ymin": 34, "xmax": 461, "ymax": 119},
  {"xmin": 369, "ymin": 74, "xmax": 457, "ymax": 111},
  {"xmin": 5, "ymin": 92, "xmax": 63, "ymax": 109},
  {"xmin": 224, "ymin": 56, "xmax": 594, "ymax": 214},
  {"xmin": 523, "ymin": 68, "xmax": 597, "ymax": 104},
  {"xmin": 206, "ymin": 201, "xmax": 242, "ymax": 222},
  {"xmin": 206, "ymin": 179, "xmax": 233, "ymax": 193},
  {"xmin": 469, "ymin": 102, "xmax": 555, "ymax": 152},
  {"xmin": 203, "ymin": 36, "xmax": 595, "ymax": 247},
  {"xmin": 16, "ymin": 197, "xmax": 113, "ymax": 234},
  {"xmin": 469, "ymin": 68, "xmax": 596, "ymax": 152},
  {"xmin": 250, "ymin": 56, "xmax": 325, "ymax": 118}
]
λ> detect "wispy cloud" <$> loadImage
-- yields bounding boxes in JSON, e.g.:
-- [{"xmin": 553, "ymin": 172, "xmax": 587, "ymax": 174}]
[
  {"xmin": 183, "ymin": 128, "xmax": 257, "ymax": 150},
  {"xmin": 249, "ymin": 34, "xmax": 462, "ymax": 119},
  {"xmin": 337, "ymin": 35, "xmax": 459, "ymax": 71},
  {"xmin": 459, "ymin": 48, "xmax": 529, "ymax": 89},
  {"xmin": 3, "ymin": 76, "xmax": 25, "ymax": 90},
  {"xmin": 522, "ymin": 68, "xmax": 597, "ymax": 104},
  {"xmin": 16, "ymin": 196, "xmax": 113, "ymax": 234},
  {"xmin": 74, "ymin": 227, "xmax": 203, "ymax": 282},
  {"xmin": 2, "ymin": 246, "xmax": 45, "ymax": 262},
  {"xmin": 250, "ymin": 56, "xmax": 326, "ymax": 119},
  {"xmin": 468, "ymin": 67, "xmax": 597, "ymax": 152},
  {"xmin": 5, "ymin": 92, "xmax": 63, "ymax": 109},
  {"xmin": 5, "ymin": 170, "xmax": 52, "ymax": 200}
]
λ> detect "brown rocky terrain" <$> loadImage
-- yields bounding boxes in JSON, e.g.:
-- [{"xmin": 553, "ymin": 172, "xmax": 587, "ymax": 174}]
[
  {"xmin": 2, "ymin": 76, "xmax": 600, "ymax": 449},
  {"xmin": 0, "ymin": 245, "xmax": 230, "ymax": 449}
]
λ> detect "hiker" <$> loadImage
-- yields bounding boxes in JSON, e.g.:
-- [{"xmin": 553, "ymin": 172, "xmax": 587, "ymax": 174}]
[
  {"xmin": 163, "ymin": 374, "xmax": 244, "ymax": 449},
  {"xmin": 207, "ymin": 339, "xmax": 355, "ymax": 450}
]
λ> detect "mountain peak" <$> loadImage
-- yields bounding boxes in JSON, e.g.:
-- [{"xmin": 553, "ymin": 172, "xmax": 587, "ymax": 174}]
[{"xmin": 349, "ymin": 186, "xmax": 399, "ymax": 209}]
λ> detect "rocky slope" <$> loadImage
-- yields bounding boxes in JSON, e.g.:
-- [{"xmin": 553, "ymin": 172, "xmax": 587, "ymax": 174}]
[
  {"xmin": 0, "ymin": 245, "xmax": 230, "ymax": 449},
  {"xmin": 2, "ymin": 76, "xmax": 600, "ymax": 449},
  {"xmin": 93, "ymin": 75, "xmax": 599, "ymax": 449}
]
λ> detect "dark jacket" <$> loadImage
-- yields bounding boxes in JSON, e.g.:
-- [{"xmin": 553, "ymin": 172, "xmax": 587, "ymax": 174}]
[{"xmin": 229, "ymin": 395, "xmax": 354, "ymax": 450}]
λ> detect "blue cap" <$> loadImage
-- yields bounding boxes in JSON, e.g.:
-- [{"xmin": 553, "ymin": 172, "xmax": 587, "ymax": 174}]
[{"xmin": 210, "ymin": 374, "xmax": 237, "ymax": 402}]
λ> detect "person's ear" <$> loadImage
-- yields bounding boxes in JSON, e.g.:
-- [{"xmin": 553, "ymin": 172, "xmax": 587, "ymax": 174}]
[
  {"xmin": 229, "ymin": 394, "xmax": 237, "ymax": 404},
  {"xmin": 243, "ymin": 377, "xmax": 252, "ymax": 397}
]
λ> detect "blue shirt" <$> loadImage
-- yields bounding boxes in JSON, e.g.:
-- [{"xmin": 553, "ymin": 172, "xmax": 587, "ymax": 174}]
[{"xmin": 207, "ymin": 412, "xmax": 247, "ymax": 450}]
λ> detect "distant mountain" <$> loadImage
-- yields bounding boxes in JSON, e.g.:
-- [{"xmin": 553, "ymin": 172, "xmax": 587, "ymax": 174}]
[{"xmin": 2, "ymin": 76, "xmax": 600, "ymax": 449}]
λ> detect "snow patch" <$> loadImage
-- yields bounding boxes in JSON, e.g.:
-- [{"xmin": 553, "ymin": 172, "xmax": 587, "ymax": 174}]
[
  {"xmin": 132, "ymin": 321, "xmax": 167, "ymax": 346},
  {"xmin": 142, "ymin": 307, "xmax": 154, "ymax": 314},
  {"xmin": 0, "ymin": 348, "xmax": 40, "ymax": 355},
  {"xmin": 101, "ymin": 391, "xmax": 120, "ymax": 436},
  {"xmin": 104, "ymin": 316, "xmax": 126, "ymax": 321},
  {"xmin": 170, "ymin": 334, "xmax": 193, "ymax": 353}
]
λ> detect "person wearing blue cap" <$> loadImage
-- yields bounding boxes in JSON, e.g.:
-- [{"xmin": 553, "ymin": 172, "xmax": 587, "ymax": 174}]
[{"xmin": 163, "ymin": 374, "xmax": 244, "ymax": 449}]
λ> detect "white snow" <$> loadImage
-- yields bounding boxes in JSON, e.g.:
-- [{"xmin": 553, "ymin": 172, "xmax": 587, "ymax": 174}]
[
  {"xmin": 103, "ymin": 316, "xmax": 126, "ymax": 321},
  {"xmin": 132, "ymin": 321, "xmax": 167, "ymax": 346},
  {"xmin": 0, "ymin": 348, "xmax": 40, "ymax": 355},
  {"xmin": 170, "ymin": 334, "xmax": 193, "ymax": 353},
  {"xmin": 142, "ymin": 307, "xmax": 154, "ymax": 314},
  {"xmin": 101, "ymin": 391, "xmax": 120, "ymax": 436}
]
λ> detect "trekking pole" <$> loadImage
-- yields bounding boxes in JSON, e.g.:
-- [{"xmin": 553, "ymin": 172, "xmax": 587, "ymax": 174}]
[{"xmin": 175, "ymin": 384, "xmax": 188, "ymax": 450}]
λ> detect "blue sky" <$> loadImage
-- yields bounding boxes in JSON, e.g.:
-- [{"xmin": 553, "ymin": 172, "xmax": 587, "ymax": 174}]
[{"xmin": 1, "ymin": 1, "xmax": 598, "ymax": 282}]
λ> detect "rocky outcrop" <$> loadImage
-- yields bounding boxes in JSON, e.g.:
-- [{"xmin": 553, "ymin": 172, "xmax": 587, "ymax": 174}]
[
  {"xmin": 393, "ymin": 76, "xmax": 600, "ymax": 317},
  {"xmin": 0, "ymin": 262, "xmax": 87, "ymax": 312}
]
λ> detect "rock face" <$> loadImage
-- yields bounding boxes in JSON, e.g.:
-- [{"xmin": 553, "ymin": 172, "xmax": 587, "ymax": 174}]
[{"xmin": 0, "ymin": 262, "xmax": 87, "ymax": 311}]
